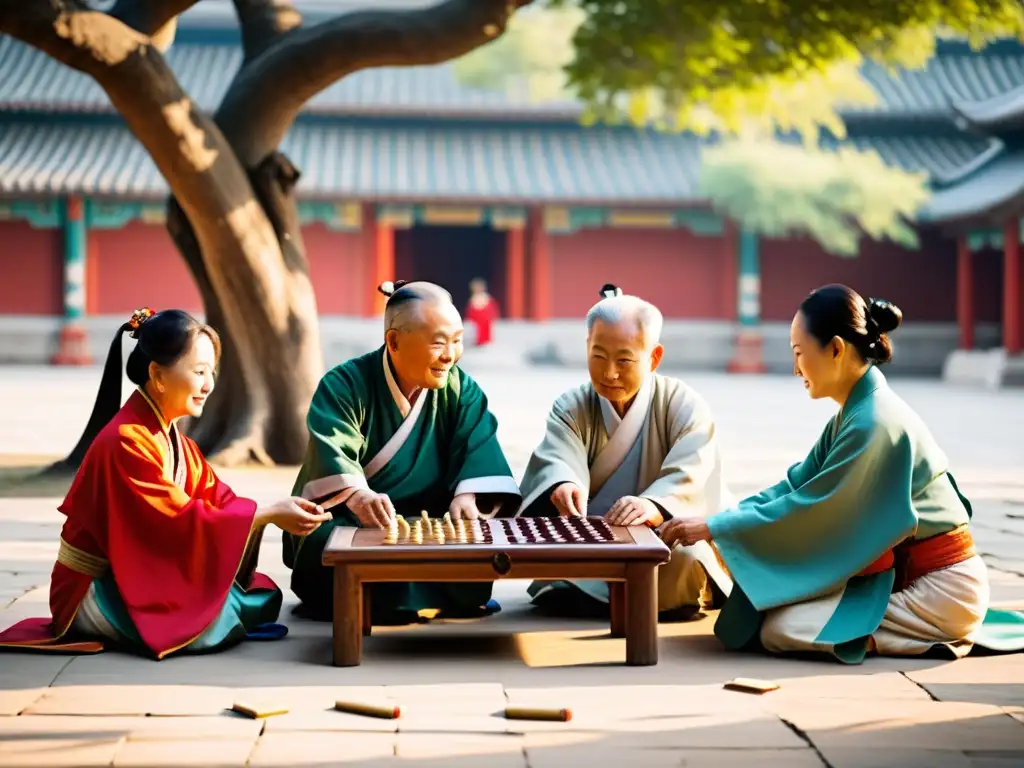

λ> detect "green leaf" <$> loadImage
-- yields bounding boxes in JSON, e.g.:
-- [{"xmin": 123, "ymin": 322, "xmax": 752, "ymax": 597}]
[
  {"xmin": 697, "ymin": 137, "xmax": 931, "ymax": 256},
  {"xmin": 455, "ymin": 0, "xmax": 1024, "ymax": 139}
]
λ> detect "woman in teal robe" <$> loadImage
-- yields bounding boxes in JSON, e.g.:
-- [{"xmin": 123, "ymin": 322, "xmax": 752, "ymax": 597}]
[{"xmin": 662, "ymin": 284, "xmax": 1024, "ymax": 663}]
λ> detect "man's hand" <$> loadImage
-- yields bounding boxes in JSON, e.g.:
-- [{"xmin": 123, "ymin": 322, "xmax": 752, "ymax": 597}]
[
  {"xmin": 449, "ymin": 493, "xmax": 480, "ymax": 521},
  {"xmin": 605, "ymin": 496, "xmax": 663, "ymax": 527},
  {"xmin": 550, "ymin": 482, "xmax": 587, "ymax": 517},
  {"xmin": 659, "ymin": 517, "xmax": 712, "ymax": 548},
  {"xmin": 347, "ymin": 489, "xmax": 396, "ymax": 528}
]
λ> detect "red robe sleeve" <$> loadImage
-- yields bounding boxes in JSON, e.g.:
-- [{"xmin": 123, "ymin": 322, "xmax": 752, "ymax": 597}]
[{"xmin": 97, "ymin": 424, "xmax": 258, "ymax": 657}]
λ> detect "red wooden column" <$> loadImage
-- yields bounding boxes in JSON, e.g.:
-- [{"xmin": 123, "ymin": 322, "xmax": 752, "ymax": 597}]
[
  {"xmin": 369, "ymin": 217, "xmax": 395, "ymax": 317},
  {"xmin": 956, "ymin": 235, "xmax": 974, "ymax": 350},
  {"xmin": 719, "ymin": 219, "xmax": 737, "ymax": 321},
  {"xmin": 527, "ymin": 207, "xmax": 550, "ymax": 321},
  {"xmin": 1005, "ymin": 219, "xmax": 1021, "ymax": 356},
  {"xmin": 505, "ymin": 225, "xmax": 525, "ymax": 319}
]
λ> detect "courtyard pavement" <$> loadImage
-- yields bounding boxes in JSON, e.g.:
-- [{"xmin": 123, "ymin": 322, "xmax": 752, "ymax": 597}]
[{"xmin": 1, "ymin": 361, "xmax": 1023, "ymax": 766}]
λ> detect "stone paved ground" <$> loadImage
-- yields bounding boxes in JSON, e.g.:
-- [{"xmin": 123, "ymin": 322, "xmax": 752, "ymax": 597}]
[{"xmin": 1, "ymin": 362, "xmax": 1023, "ymax": 767}]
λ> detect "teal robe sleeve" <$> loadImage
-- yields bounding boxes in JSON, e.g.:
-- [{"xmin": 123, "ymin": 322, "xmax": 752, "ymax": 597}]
[
  {"xmin": 291, "ymin": 365, "xmax": 369, "ymax": 504},
  {"xmin": 707, "ymin": 413, "xmax": 918, "ymax": 611},
  {"xmin": 444, "ymin": 369, "xmax": 521, "ymax": 512},
  {"xmin": 737, "ymin": 422, "xmax": 830, "ymax": 507}
]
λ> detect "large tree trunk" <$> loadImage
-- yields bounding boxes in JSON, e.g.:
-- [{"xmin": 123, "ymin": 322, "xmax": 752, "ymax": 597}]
[
  {"xmin": 168, "ymin": 151, "xmax": 321, "ymax": 465},
  {"xmin": 1, "ymin": 0, "xmax": 531, "ymax": 468}
]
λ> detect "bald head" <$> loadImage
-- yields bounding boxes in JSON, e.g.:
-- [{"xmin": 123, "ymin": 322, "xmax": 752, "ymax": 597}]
[
  {"xmin": 585, "ymin": 294, "xmax": 664, "ymax": 351},
  {"xmin": 384, "ymin": 281, "xmax": 455, "ymax": 333}
]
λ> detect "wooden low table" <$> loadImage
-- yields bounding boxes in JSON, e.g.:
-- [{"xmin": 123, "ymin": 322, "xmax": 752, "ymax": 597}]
[{"xmin": 321, "ymin": 515, "xmax": 671, "ymax": 667}]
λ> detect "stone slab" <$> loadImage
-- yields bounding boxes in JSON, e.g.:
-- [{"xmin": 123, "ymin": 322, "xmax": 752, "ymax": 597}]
[
  {"xmin": 248, "ymin": 732, "xmax": 396, "ymax": 766},
  {"xmin": 112, "ymin": 739, "xmax": 256, "ymax": 767},
  {"xmin": 124, "ymin": 716, "xmax": 263, "ymax": 741},
  {"xmin": 773, "ymin": 699, "xmax": 1024, "ymax": 750},
  {"xmin": 0, "ymin": 716, "xmax": 142, "ymax": 768},
  {"xmin": 24, "ymin": 685, "xmax": 234, "ymax": 716},
  {"xmin": 395, "ymin": 732, "xmax": 525, "ymax": 760},
  {"xmin": 0, "ymin": 653, "xmax": 71, "ymax": 689},
  {"xmin": 524, "ymin": 733, "xmax": 821, "ymax": 768},
  {"xmin": 904, "ymin": 657, "xmax": 1024, "ymax": 705},
  {"xmin": 0, "ymin": 686, "xmax": 44, "ymax": 715},
  {"xmin": 0, "ymin": 736, "xmax": 124, "ymax": 767}
]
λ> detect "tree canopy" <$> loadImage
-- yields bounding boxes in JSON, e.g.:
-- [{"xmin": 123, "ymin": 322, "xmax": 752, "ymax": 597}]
[
  {"xmin": 458, "ymin": 0, "xmax": 1024, "ymax": 138},
  {"xmin": 457, "ymin": 0, "xmax": 1023, "ymax": 252}
]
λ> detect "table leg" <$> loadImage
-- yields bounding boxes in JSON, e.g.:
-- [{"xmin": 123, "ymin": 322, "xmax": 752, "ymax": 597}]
[
  {"xmin": 624, "ymin": 563, "xmax": 657, "ymax": 666},
  {"xmin": 609, "ymin": 581, "xmax": 626, "ymax": 638},
  {"xmin": 332, "ymin": 566, "xmax": 362, "ymax": 666},
  {"xmin": 362, "ymin": 584, "xmax": 372, "ymax": 637}
]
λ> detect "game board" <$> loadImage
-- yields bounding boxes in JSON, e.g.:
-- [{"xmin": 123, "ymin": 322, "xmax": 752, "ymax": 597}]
[
  {"xmin": 322, "ymin": 515, "xmax": 671, "ymax": 668},
  {"xmin": 370, "ymin": 512, "xmax": 625, "ymax": 548}
]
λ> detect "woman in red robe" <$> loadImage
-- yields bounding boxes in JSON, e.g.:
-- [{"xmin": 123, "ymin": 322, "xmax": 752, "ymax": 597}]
[
  {"xmin": 0, "ymin": 308, "xmax": 330, "ymax": 659},
  {"xmin": 465, "ymin": 278, "xmax": 500, "ymax": 346}
]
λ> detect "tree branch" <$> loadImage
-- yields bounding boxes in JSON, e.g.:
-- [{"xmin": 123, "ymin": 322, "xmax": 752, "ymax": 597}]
[
  {"xmin": 232, "ymin": 0, "xmax": 303, "ymax": 63},
  {"xmin": 216, "ymin": 0, "xmax": 535, "ymax": 166},
  {"xmin": 0, "ymin": 2, "xmax": 291, "ymax": 423},
  {"xmin": 107, "ymin": 0, "xmax": 200, "ymax": 37}
]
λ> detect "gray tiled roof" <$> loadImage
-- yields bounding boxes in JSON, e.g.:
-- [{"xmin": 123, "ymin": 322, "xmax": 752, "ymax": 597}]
[
  {"xmin": 1, "ymin": 34, "xmax": 1023, "ymax": 120},
  {"xmin": 0, "ymin": 117, "xmax": 992, "ymax": 202}
]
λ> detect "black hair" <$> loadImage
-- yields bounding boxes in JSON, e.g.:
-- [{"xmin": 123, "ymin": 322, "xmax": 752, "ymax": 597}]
[
  {"xmin": 798, "ymin": 284, "xmax": 903, "ymax": 365},
  {"xmin": 60, "ymin": 308, "xmax": 221, "ymax": 468},
  {"xmin": 379, "ymin": 280, "xmax": 453, "ymax": 332}
]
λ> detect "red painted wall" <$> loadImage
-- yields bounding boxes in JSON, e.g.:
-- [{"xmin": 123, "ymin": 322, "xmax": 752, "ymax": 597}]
[
  {"xmin": 548, "ymin": 227, "xmax": 729, "ymax": 319},
  {"xmin": 3, "ymin": 217, "xmax": 1006, "ymax": 327},
  {"xmin": 760, "ymin": 233, "xmax": 1002, "ymax": 324},
  {"xmin": 94, "ymin": 222, "xmax": 202, "ymax": 314},
  {"xmin": 305, "ymin": 223, "xmax": 370, "ymax": 315},
  {"xmin": 0, "ymin": 221, "xmax": 62, "ymax": 314},
  {"xmin": 92, "ymin": 222, "xmax": 370, "ymax": 316}
]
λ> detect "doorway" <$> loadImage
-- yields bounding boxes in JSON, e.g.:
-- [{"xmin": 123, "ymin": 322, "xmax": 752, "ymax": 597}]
[{"xmin": 394, "ymin": 225, "xmax": 506, "ymax": 313}]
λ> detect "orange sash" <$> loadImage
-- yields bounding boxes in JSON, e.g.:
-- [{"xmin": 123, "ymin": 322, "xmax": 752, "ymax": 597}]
[{"xmin": 855, "ymin": 525, "xmax": 976, "ymax": 591}]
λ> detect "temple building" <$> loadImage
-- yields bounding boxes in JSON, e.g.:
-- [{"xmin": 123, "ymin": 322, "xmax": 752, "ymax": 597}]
[{"xmin": 0, "ymin": 1, "xmax": 1021, "ymax": 379}]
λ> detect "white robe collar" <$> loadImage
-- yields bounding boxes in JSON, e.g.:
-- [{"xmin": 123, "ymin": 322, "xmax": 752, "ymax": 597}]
[
  {"xmin": 382, "ymin": 349, "xmax": 422, "ymax": 418},
  {"xmin": 590, "ymin": 374, "xmax": 655, "ymax": 493}
]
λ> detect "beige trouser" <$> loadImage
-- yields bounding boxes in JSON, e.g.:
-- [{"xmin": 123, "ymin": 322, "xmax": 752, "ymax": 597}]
[{"xmin": 759, "ymin": 555, "xmax": 990, "ymax": 656}]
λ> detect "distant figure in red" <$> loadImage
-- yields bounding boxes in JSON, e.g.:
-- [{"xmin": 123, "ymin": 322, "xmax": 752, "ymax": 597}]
[{"xmin": 465, "ymin": 278, "xmax": 499, "ymax": 346}]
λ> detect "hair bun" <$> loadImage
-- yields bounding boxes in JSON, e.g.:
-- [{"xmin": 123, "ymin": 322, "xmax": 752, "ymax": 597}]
[
  {"xmin": 128, "ymin": 307, "xmax": 154, "ymax": 338},
  {"xmin": 600, "ymin": 283, "xmax": 622, "ymax": 299},
  {"xmin": 377, "ymin": 280, "xmax": 410, "ymax": 298},
  {"xmin": 868, "ymin": 298, "xmax": 902, "ymax": 334}
]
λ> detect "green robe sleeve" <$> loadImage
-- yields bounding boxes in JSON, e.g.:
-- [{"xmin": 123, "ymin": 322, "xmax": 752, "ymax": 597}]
[
  {"xmin": 291, "ymin": 365, "xmax": 369, "ymax": 504},
  {"xmin": 444, "ymin": 368, "xmax": 521, "ymax": 514},
  {"xmin": 707, "ymin": 412, "xmax": 918, "ymax": 611}
]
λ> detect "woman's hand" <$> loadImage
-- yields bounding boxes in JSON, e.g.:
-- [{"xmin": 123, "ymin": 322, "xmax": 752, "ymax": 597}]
[
  {"xmin": 258, "ymin": 497, "xmax": 333, "ymax": 536},
  {"xmin": 659, "ymin": 517, "xmax": 712, "ymax": 548}
]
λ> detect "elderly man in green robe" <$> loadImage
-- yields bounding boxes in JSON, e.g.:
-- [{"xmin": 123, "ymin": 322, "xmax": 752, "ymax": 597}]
[
  {"xmin": 519, "ymin": 284, "xmax": 733, "ymax": 619},
  {"xmin": 284, "ymin": 281, "xmax": 521, "ymax": 623}
]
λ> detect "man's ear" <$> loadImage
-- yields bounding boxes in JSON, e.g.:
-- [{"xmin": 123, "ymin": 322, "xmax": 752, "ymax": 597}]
[
  {"xmin": 385, "ymin": 329, "xmax": 398, "ymax": 353},
  {"xmin": 650, "ymin": 344, "xmax": 664, "ymax": 371}
]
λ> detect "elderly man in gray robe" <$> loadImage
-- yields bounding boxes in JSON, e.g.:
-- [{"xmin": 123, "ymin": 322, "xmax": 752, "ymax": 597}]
[{"xmin": 518, "ymin": 285, "xmax": 734, "ymax": 619}]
